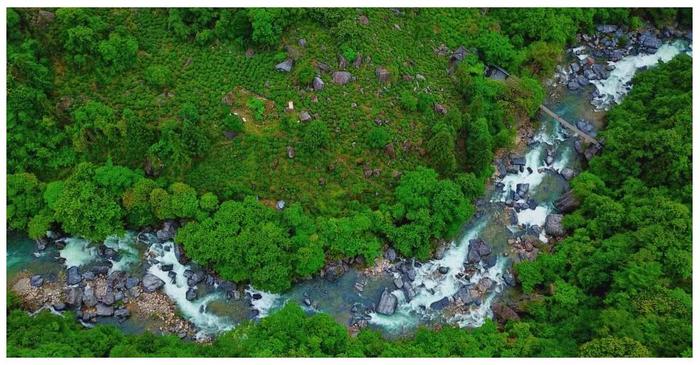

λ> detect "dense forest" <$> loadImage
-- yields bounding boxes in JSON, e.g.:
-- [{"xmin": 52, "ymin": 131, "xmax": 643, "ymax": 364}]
[{"xmin": 6, "ymin": 7, "xmax": 692, "ymax": 357}]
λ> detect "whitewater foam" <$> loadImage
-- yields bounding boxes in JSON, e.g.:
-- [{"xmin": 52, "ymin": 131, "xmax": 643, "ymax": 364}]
[
  {"xmin": 60, "ymin": 238, "xmax": 96, "ymax": 268},
  {"xmin": 591, "ymin": 41, "xmax": 689, "ymax": 109},
  {"xmin": 147, "ymin": 241, "xmax": 234, "ymax": 334}
]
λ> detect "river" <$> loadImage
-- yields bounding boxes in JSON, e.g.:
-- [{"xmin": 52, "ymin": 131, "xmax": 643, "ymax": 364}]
[{"xmin": 6, "ymin": 36, "xmax": 691, "ymax": 340}]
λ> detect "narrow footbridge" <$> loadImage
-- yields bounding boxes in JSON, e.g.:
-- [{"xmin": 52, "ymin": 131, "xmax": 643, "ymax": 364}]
[{"xmin": 539, "ymin": 105, "xmax": 601, "ymax": 146}]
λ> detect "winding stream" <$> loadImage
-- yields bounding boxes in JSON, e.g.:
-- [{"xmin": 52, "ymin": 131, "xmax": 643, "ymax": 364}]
[{"xmin": 7, "ymin": 38, "xmax": 691, "ymax": 339}]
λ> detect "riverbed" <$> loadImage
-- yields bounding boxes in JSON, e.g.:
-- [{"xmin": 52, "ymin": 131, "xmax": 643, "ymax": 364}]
[{"xmin": 6, "ymin": 34, "xmax": 691, "ymax": 340}]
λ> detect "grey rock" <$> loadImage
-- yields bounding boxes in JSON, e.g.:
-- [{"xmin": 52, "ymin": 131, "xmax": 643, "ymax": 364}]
[
  {"xmin": 560, "ymin": 167, "xmax": 576, "ymax": 181},
  {"xmin": 299, "ymin": 111, "xmax": 312, "ymax": 122},
  {"xmin": 157, "ymin": 220, "xmax": 177, "ymax": 242},
  {"xmin": 95, "ymin": 303, "xmax": 114, "ymax": 316},
  {"xmin": 584, "ymin": 143, "xmax": 602, "ymax": 161},
  {"xmin": 298, "ymin": 38, "xmax": 307, "ymax": 47},
  {"xmin": 82, "ymin": 271, "xmax": 96, "ymax": 281},
  {"xmin": 312, "ymin": 76, "xmax": 325, "ymax": 91},
  {"xmin": 332, "ymin": 71, "xmax": 352, "ymax": 85},
  {"xmin": 429, "ymin": 297, "xmax": 451, "ymax": 310},
  {"xmin": 393, "ymin": 276, "xmax": 404, "ymax": 289},
  {"xmin": 454, "ymin": 285, "xmax": 479, "ymax": 305},
  {"xmin": 36, "ymin": 238, "xmax": 48, "ymax": 251},
  {"xmin": 503, "ymin": 269, "xmax": 516, "ymax": 287},
  {"xmin": 64, "ymin": 287, "xmax": 83, "ymax": 307},
  {"xmin": 435, "ymin": 245, "xmax": 446, "ymax": 260},
  {"xmin": 545, "ymin": 214, "xmax": 565, "ymax": 237},
  {"xmin": 438, "ymin": 266, "xmax": 449, "ymax": 274},
  {"xmin": 275, "ymin": 59, "xmax": 294, "ymax": 72},
  {"xmin": 276, "ymin": 200, "xmax": 286, "ymax": 210},
  {"xmin": 376, "ymin": 288, "xmax": 398, "ymax": 315},
  {"xmin": 287, "ymin": 146, "xmax": 296, "ymax": 159},
  {"xmin": 376, "ymin": 67, "xmax": 390, "ymax": 82},
  {"xmin": 186, "ymin": 287, "xmax": 198, "ymax": 301},
  {"xmin": 187, "ymin": 271, "xmax": 205, "ymax": 287},
  {"xmin": 434, "ymin": 103, "xmax": 448, "ymax": 115},
  {"xmin": 66, "ymin": 266, "xmax": 82, "ymax": 285},
  {"xmin": 161, "ymin": 264, "xmax": 174, "ymax": 272},
  {"xmin": 403, "ymin": 285, "xmax": 416, "ymax": 302},
  {"xmin": 142, "ymin": 273, "xmax": 165, "ymax": 293},
  {"xmin": 114, "ymin": 308, "xmax": 130, "ymax": 318},
  {"xmin": 510, "ymin": 156, "xmax": 526, "ymax": 166},
  {"xmin": 30, "ymin": 275, "xmax": 44, "ymax": 287},
  {"xmin": 173, "ymin": 243, "xmax": 188, "ymax": 265},
  {"xmin": 516, "ymin": 183, "xmax": 529, "ymax": 197},
  {"xmin": 101, "ymin": 291, "xmax": 115, "ymax": 306},
  {"xmin": 384, "ymin": 248, "xmax": 397, "ymax": 262},
  {"xmin": 125, "ymin": 277, "xmax": 140, "ymax": 289},
  {"xmin": 555, "ymin": 190, "xmax": 581, "ymax": 213},
  {"xmin": 82, "ymin": 286, "xmax": 97, "ymax": 307}
]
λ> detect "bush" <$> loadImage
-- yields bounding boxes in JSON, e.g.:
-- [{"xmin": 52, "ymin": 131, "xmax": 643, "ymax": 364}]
[
  {"xmin": 144, "ymin": 65, "xmax": 172, "ymax": 90},
  {"xmin": 366, "ymin": 127, "xmax": 392, "ymax": 149},
  {"xmin": 222, "ymin": 114, "xmax": 244, "ymax": 133},
  {"xmin": 246, "ymin": 98, "xmax": 265, "ymax": 121},
  {"xmin": 399, "ymin": 91, "xmax": 418, "ymax": 112}
]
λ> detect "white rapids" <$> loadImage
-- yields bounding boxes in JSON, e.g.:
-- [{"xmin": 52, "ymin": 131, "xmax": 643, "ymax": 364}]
[{"xmin": 591, "ymin": 40, "xmax": 690, "ymax": 109}]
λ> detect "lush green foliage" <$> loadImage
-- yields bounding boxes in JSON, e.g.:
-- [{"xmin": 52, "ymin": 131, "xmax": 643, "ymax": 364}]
[
  {"xmin": 6, "ymin": 7, "xmax": 691, "ymax": 358},
  {"xmin": 514, "ymin": 55, "xmax": 692, "ymax": 357}
]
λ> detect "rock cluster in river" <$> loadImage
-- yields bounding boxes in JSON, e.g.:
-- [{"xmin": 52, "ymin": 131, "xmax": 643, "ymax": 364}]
[{"xmin": 558, "ymin": 25, "xmax": 691, "ymax": 92}]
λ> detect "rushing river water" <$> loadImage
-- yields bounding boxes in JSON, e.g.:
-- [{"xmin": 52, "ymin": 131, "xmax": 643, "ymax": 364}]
[{"xmin": 6, "ymin": 39, "xmax": 691, "ymax": 339}]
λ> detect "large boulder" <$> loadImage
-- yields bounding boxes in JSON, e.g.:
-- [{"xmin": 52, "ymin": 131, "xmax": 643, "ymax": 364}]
[
  {"xmin": 66, "ymin": 266, "xmax": 82, "ymax": 285},
  {"xmin": 584, "ymin": 143, "xmax": 602, "ymax": 161},
  {"xmin": 376, "ymin": 67, "xmax": 390, "ymax": 82},
  {"xmin": 125, "ymin": 277, "xmax": 140, "ymax": 289},
  {"xmin": 429, "ymin": 297, "xmax": 451, "ymax": 310},
  {"xmin": 30, "ymin": 275, "xmax": 44, "ymax": 287},
  {"xmin": 454, "ymin": 285, "xmax": 479, "ymax": 305},
  {"xmin": 142, "ymin": 273, "xmax": 165, "ymax": 293},
  {"xmin": 173, "ymin": 243, "xmax": 188, "ymax": 265},
  {"xmin": 187, "ymin": 270, "xmax": 206, "ymax": 287},
  {"xmin": 275, "ymin": 59, "xmax": 294, "ymax": 72},
  {"xmin": 82, "ymin": 286, "xmax": 98, "ymax": 307},
  {"xmin": 560, "ymin": 167, "xmax": 576, "ymax": 181},
  {"xmin": 376, "ymin": 288, "xmax": 398, "ymax": 315},
  {"xmin": 186, "ymin": 287, "xmax": 198, "ymax": 301},
  {"xmin": 95, "ymin": 303, "xmax": 114, "ymax": 316},
  {"xmin": 332, "ymin": 71, "xmax": 352, "ymax": 85},
  {"xmin": 157, "ymin": 220, "xmax": 177, "ymax": 242},
  {"xmin": 555, "ymin": 190, "xmax": 580, "ymax": 213},
  {"xmin": 491, "ymin": 302, "xmax": 520, "ymax": 324},
  {"xmin": 467, "ymin": 238, "xmax": 492, "ymax": 264},
  {"xmin": 64, "ymin": 287, "xmax": 83, "ymax": 307},
  {"xmin": 312, "ymin": 76, "xmax": 325, "ymax": 91},
  {"xmin": 114, "ymin": 308, "xmax": 130, "ymax": 319},
  {"xmin": 544, "ymin": 214, "xmax": 565, "ymax": 237},
  {"xmin": 384, "ymin": 248, "xmax": 397, "ymax": 262},
  {"xmin": 108, "ymin": 270, "xmax": 128, "ymax": 290},
  {"xmin": 516, "ymin": 183, "xmax": 529, "ymax": 198},
  {"xmin": 299, "ymin": 111, "xmax": 312, "ymax": 122}
]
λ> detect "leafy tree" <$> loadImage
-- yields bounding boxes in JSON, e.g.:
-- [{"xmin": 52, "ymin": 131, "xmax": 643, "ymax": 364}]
[
  {"xmin": 7, "ymin": 173, "xmax": 45, "ymax": 231},
  {"xmin": 399, "ymin": 91, "xmax": 418, "ymax": 112},
  {"xmin": 144, "ymin": 64, "xmax": 173, "ymax": 90},
  {"xmin": 366, "ymin": 126, "xmax": 392, "ymax": 149},
  {"xmin": 51, "ymin": 163, "xmax": 124, "ymax": 241},
  {"xmin": 246, "ymin": 98, "xmax": 265, "ymax": 121},
  {"xmin": 98, "ymin": 32, "xmax": 139, "ymax": 72},
  {"xmin": 302, "ymin": 120, "xmax": 330, "ymax": 153},
  {"xmin": 464, "ymin": 117, "xmax": 493, "ymax": 177},
  {"xmin": 69, "ymin": 101, "xmax": 119, "ymax": 160},
  {"xmin": 427, "ymin": 122, "xmax": 457, "ymax": 175}
]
